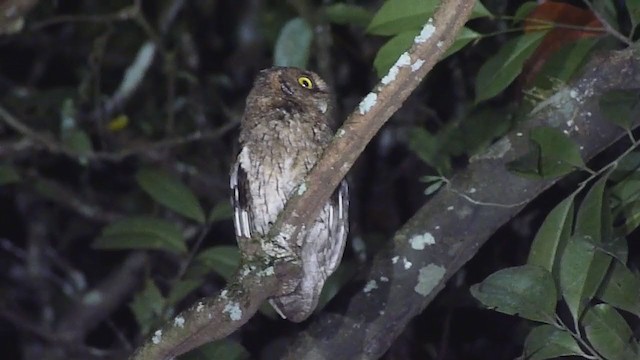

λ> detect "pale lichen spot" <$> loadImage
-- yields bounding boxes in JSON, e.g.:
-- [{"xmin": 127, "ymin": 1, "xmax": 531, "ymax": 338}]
[
  {"xmin": 381, "ymin": 52, "xmax": 412, "ymax": 85},
  {"xmin": 223, "ymin": 302, "xmax": 243, "ymax": 321},
  {"xmin": 403, "ymin": 257, "xmax": 412, "ymax": 270},
  {"xmin": 411, "ymin": 59, "xmax": 425, "ymax": 72},
  {"xmin": 196, "ymin": 302, "xmax": 204, "ymax": 312},
  {"xmin": 447, "ymin": 206, "xmax": 454, "ymax": 211},
  {"xmin": 174, "ymin": 316, "xmax": 185, "ymax": 328},
  {"xmin": 414, "ymin": 264, "xmax": 446, "ymax": 296},
  {"xmin": 152, "ymin": 330, "xmax": 162, "ymax": 344},
  {"xmin": 516, "ymin": 132, "xmax": 523, "ymax": 137},
  {"xmin": 379, "ymin": 310, "xmax": 385, "ymax": 315},
  {"xmin": 391, "ymin": 255, "xmax": 399, "ymax": 264},
  {"xmin": 297, "ymin": 182, "xmax": 307, "ymax": 196},
  {"xmin": 337, "ymin": 129, "xmax": 346, "ymax": 137},
  {"xmin": 569, "ymin": 89, "xmax": 579, "ymax": 99},
  {"xmin": 436, "ymin": 40, "xmax": 444, "ymax": 48},
  {"xmin": 258, "ymin": 266, "xmax": 275, "ymax": 277},
  {"xmin": 358, "ymin": 93, "xmax": 378, "ymax": 115},
  {"xmin": 82, "ymin": 290, "xmax": 103, "ymax": 305},
  {"xmin": 363, "ymin": 280, "xmax": 378, "ymax": 293},
  {"xmin": 471, "ymin": 137, "xmax": 511, "ymax": 161},
  {"xmin": 435, "ymin": 225, "xmax": 440, "ymax": 230},
  {"xmin": 414, "ymin": 19, "xmax": 436, "ymax": 43},
  {"xmin": 380, "ymin": 276, "xmax": 389, "ymax": 282},
  {"xmin": 468, "ymin": 187, "xmax": 477, "ymax": 194},
  {"xmin": 240, "ymin": 264, "xmax": 253, "ymax": 277},
  {"xmin": 410, "ymin": 232, "xmax": 435, "ymax": 250},
  {"xmin": 220, "ymin": 290, "xmax": 228, "ymax": 299}
]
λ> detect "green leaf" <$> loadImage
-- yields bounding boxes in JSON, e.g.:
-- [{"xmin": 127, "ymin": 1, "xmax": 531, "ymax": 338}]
[
  {"xmin": 129, "ymin": 279, "xmax": 166, "ymax": 335},
  {"xmin": 273, "ymin": 17, "xmax": 313, "ymax": 68},
  {"xmin": 423, "ymin": 179, "xmax": 444, "ymax": 195},
  {"xmin": 508, "ymin": 126, "xmax": 585, "ymax": 179},
  {"xmin": 530, "ymin": 38, "xmax": 599, "ymax": 91},
  {"xmin": 367, "ymin": 0, "xmax": 439, "ymax": 35},
  {"xmin": 575, "ymin": 173, "xmax": 609, "ymax": 240},
  {"xmin": 599, "ymin": 89, "xmax": 640, "ymax": 130},
  {"xmin": 0, "ymin": 163, "xmax": 20, "ymax": 185},
  {"xmin": 527, "ymin": 194, "xmax": 575, "ymax": 276},
  {"xmin": 559, "ymin": 174, "xmax": 613, "ymax": 322},
  {"xmin": 599, "ymin": 261, "xmax": 640, "ymax": 316},
  {"xmin": 187, "ymin": 246, "xmax": 240, "ymax": 281},
  {"xmin": 441, "ymin": 27, "xmax": 482, "ymax": 59},
  {"xmin": 471, "ymin": 1, "xmax": 492, "ymax": 19},
  {"xmin": 373, "ymin": 27, "xmax": 481, "ymax": 77},
  {"xmin": 367, "ymin": 0, "xmax": 490, "ymax": 35},
  {"xmin": 407, "ymin": 127, "xmax": 451, "ymax": 174},
  {"xmin": 626, "ymin": 0, "xmax": 640, "ymax": 29},
  {"xmin": 373, "ymin": 31, "xmax": 414, "ymax": 77},
  {"xmin": 324, "ymin": 3, "xmax": 372, "ymax": 27},
  {"xmin": 523, "ymin": 325, "xmax": 586, "ymax": 360},
  {"xmin": 94, "ymin": 216, "xmax": 187, "ymax": 254},
  {"xmin": 513, "ymin": 1, "xmax": 538, "ymax": 21},
  {"xmin": 136, "ymin": 168, "xmax": 206, "ymax": 224},
  {"xmin": 475, "ymin": 31, "xmax": 548, "ymax": 103},
  {"xmin": 166, "ymin": 279, "xmax": 203, "ymax": 307},
  {"xmin": 470, "ymin": 265, "xmax": 557, "ymax": 324},
  {"xmin": 63, "ymin": 129, "xmax": 93, "ymax": 159},
  {"xmin": 180, "ymin": 339, "xmax": 250, "ymax": 360},
  {"xmin": 559, "ymin": 235, "xmax": 612, "ymax": 323},
  {"xmin": 208, "ymin": 202, "xmax": 233, "ymax": 223},
  {"xmin": 616, "ymin": 191, "xmax": 640, "ymax": 234},
  {"xmin": 583, "ymin": 304, "xmax": 639, "ymax": 360},
  {"xmin": 532, "ymin": 127, "xmax": 585, "ymax": 175}
]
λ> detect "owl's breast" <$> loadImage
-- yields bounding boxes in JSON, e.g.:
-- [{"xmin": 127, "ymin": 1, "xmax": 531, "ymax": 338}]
[{"xmin": 240, "ymin": 118, "xmax": 328, "ymax": 236}]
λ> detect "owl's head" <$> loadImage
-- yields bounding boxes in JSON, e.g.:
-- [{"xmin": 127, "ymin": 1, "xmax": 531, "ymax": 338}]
[{"xmin": 247, "ymin": 67, "xmax": 332, "ymax": 117}]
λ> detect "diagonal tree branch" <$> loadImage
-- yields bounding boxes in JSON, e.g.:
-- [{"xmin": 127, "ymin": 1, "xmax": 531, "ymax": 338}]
[
  {"xmin": 283, "ymin": 48, "xmax": 640, "ymax": 359},
  {"xmin": 130, "ymin": 0, "xmax": 476, "ymax": 359}
]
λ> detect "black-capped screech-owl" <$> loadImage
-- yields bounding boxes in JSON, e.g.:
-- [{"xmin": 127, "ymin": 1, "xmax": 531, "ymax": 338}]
[{"xmin": 230, "ymin": 67, "xmax": 348, "ymax": 322}]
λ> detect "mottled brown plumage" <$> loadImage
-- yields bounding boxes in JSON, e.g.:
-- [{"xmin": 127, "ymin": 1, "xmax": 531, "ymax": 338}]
[{"xmin": 230, "ymin": 67, "xmax": 348, "ymax": 322}]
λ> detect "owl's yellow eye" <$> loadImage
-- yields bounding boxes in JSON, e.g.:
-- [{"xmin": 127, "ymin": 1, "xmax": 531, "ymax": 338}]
[{"xmin": 297, "ymin": 76, "xmax": 314, "ymax": 89}]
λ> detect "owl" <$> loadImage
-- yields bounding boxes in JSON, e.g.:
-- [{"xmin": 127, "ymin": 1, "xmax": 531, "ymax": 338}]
[{"xmin": 230, "ymin": 67, "xmax": 348, "ymax": 322}]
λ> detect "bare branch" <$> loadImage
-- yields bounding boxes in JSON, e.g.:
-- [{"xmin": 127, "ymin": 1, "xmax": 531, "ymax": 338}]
[{"xmin": 130, "ymin": 258, "xmax": 301, "ymax": 360}]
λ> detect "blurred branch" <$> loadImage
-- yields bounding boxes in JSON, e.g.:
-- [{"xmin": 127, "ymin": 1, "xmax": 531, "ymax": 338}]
[
  {"xmin": 26, "ymin": 175, "xmax": 121, "ymax": 223},
  {"xmin": 0, "ymin": 0, "xmax": 38, "ymax": 34},
  {"xmin": 87, "ymin": 0, "xmax": 186, "ymax": 124},
  {"xmin": 29, "ymin": 5, "xmax": 137, "ymax": 31},
  {"xmin": 54, "ymin": 252, "xmax": 148, "ymax": 346},
  {"xmin": 130, "ymin": 0, "xmax": 475, "ymax": 359},
  {"xmin": 0, "ymin": 104, "xmax": 238, "ymax": 162}
]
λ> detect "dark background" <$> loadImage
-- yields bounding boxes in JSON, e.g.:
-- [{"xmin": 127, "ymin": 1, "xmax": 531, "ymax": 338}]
[{"xmin": 0, "ymin": 1, "xmax": 637, "ymax": 359}]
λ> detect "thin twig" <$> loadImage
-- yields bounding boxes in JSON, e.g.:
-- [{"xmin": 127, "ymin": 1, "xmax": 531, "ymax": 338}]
[
  {"xmin": 0, "ymin": 103, "xmax": 238, "ymax": 162},
  {"xmin": 581, "ymin": 0, "xmax": 631, "ymax": 45}
]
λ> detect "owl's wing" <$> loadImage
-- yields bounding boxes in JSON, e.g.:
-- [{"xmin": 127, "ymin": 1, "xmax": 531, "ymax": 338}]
[
  {"xmin": 325, "ymin": 179, "xmax": 349, "ymax": 272},
  {"xmin": 230, "ymin": 159, "xmax": 252, "ymax": 239}
]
